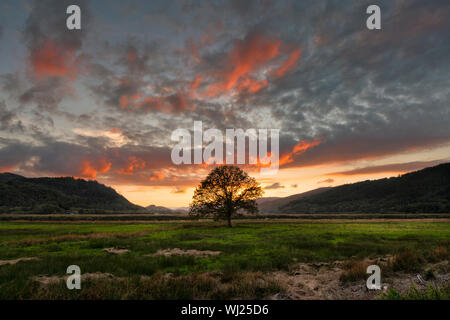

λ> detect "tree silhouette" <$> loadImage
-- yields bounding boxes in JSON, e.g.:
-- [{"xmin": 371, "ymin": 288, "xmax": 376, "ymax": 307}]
[{"xmin": 189, "ymin": 165, "xmax": 263, "ymax": 227}]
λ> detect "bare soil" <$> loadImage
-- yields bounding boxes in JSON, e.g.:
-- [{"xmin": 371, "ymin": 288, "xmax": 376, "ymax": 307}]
[
  {"xmin": 0, "ymin": 257, "xmax": 39, "ymax": 266},
  {"xmin": 269, "ymin": 257, "xmax": 449, "ymax": 300},
  {"xmin": 149, "ymin": 248, "xmax": 222, "ymax": 257},
  {"xmin": 103, "ymin": 248, "xmax": 130, "ymax": 254},
  {"xmin": 33, "ymin": 272, "xmax": 116, "ymax": 285}
]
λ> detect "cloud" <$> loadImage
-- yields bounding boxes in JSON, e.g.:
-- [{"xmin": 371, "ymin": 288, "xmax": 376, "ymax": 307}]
[
  {"xmin": 149, "ymin": 172, "xmax": 165, "ymax": 181},
  {"xmin": 0, "ymin": 101, "xmax": 23, "ymax": 132},
  {"xmin": 203, "ymin": 31, "xmax": 301, "ymax": 97},
  {"xmin": 89, "ymin": 42, "xmax": 196, "ymax": 115},
  {"xmin": 171, "ymin": 186, "xmax": 187, "ymax": 194},
  {"xmin": 16, "ymin": 0, "xmax": 91, "ymax": 111},
  {"xmin": 118, "ymin": 156, "xmax": 146, "ymax": 175},
  {"xmin": 78, "ymin": 157, "xmax": 111, "ymax": 180},
  {"xmin": 30, "ymin": 38, "xmax": 80, "ymax": 79},
  {"xmin": 291, "ymin": 184, "xmax": 298, "ymax": 188},
  {"xmin": 1, "ymin": 73, "xmax": 22, "ymax": 97},
  {"xmin": 272, "ymin": 48, "xmax": 302, "ymax": 78},
  {"xmin": 264, "ymin": 182, "xmax": 285, "ymax": 189},
  {"xmin": 279, "ymin": 138, "xmax": 323, "ymax": 166},
  {"xmin": 23, "ymin": 0, "xmax": 90, "ymax": 80},
  {"xmin": 318, "ymin": 178, "xmax": 334, "ymax": 184},
  {"xmin": 328, "ymin": 159, "xmax": 449, "ymax": 176}
]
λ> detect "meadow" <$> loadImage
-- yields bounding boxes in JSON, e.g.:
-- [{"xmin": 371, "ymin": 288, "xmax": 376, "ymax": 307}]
[{"xmin": 0, "ymin": 219, "xmax": 449, "ymax": 299}]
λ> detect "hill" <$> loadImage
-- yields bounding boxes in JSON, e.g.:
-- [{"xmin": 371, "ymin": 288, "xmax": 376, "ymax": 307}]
[
  {"xmin": 0, "ymin": 173, "xmax": 142, "ymax": 214},
  {"xmin": 258, "ymin": 188, "xmax": 332, "ymax": 213},
  {"xmin": 279, "ymin": 163, "xmax": 450, "ymax": 213},
  {"xmin": 145, "ymin": 204, "xmax": 185, "ymax": 214}
]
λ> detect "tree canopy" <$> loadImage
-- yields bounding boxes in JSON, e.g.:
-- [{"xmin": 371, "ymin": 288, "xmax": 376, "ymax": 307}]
[{"xmin": 189, "ymin": 165, "xmax": 263, "ymax": 227}]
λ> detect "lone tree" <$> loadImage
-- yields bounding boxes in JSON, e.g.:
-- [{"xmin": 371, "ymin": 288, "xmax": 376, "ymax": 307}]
[{"xmin": 189, "ymin": 165, "xmax": 263, "ymax": 227}]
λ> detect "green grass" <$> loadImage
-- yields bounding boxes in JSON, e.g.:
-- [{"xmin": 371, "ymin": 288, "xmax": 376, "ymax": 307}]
[
  {"xmin": 0, "ymin": 220, "xmax": 449, "ymax": 299},
  {"xmin": 380, "ymin": 284, "xmax": 450, "ymax": 300}
]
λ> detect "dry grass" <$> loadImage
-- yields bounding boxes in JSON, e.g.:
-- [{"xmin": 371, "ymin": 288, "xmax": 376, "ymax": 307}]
[
  {"xmin": 427, "ymin": 246, "xmax": 449, "ymax": 263},
  {"xmin": 339, "ymin": 260, "xmax": 370, "ymax": 283},
  {"xmin": 391, "ymin": 250, "xmax": 425, "ymax": 273}
]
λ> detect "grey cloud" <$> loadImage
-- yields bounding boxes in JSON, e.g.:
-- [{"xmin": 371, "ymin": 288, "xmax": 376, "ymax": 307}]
[
  {"xmin": 0, "ymin": 101, "xmax": 23, "ymax": 133},
  {"xmin": 264, "ymin": 182, "xmax": 285, "ymax": 189}
]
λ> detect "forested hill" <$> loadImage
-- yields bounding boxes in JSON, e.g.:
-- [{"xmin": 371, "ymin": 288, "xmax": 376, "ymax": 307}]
[
  {"xmin": 280, "ymin": 163, "xmax": 450, "ymax": 214},
  {"xmin": 0, "ymin": 173, "xmax": 142, "ymax": 213}
]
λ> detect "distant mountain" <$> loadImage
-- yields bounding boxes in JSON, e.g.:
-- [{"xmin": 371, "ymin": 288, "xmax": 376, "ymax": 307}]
[
  {"xmin": 256, "ymin": 197, "xmax": 281, "ymax": 205},
  {"xmin": 145, "ymin": 205, "xmax": 174, "ymax": 214},
  {"xmin": 279, "ymin": 163, "xmax": 450, "ymax": 213},
  {"xmin": 0, "ymin": 173, "xmax": 142, "ymax": 214},
  {"xmin": 257, "ymin": 188, "xmax": 332, "ymax": 213}
]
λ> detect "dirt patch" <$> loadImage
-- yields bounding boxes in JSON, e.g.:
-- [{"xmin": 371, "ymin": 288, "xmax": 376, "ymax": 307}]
[
  {"xmin": 269, "ymin": 257, "xmax": 449, "ymax": 300},
  {"xmin": 33, "ymin": 272, "xmax": 116, "ymax": 285},
  {"xmin": 103, "ymin": 248, "xmax": 129, "ymax": 254},
  {"xmin": 0, "ymin": 257, "xmax": 39, "ymax": 266},
  {"xmin": 149, "ymin": 248, "xmax": 221, "ymax": 257}
]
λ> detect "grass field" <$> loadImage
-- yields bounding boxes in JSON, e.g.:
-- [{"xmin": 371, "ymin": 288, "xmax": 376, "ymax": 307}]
[{"xmin": 0, "ymin": 219, "xmax": 449, "ymax": 299}]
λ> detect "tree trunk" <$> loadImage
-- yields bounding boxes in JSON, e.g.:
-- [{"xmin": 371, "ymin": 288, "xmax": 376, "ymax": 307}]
[{"xmin": 227, "ymin": 210, "xmax": 233, "ymax": 228}]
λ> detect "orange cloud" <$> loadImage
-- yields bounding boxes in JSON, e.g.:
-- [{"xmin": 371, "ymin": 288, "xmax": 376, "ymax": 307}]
[
  {"xmin": 120, "ymin": 93, "xmax": 142, "ymax": 109},
  {"xmin": 30, "ymin": 39, "xmax": 79, "ymax": 79},
  {"xmin": 0, "ymin": 165, "xmax": 15, "ymax": 173},
  {"xmin": 190, "ymin": 75, "xmax": 203, "ymax": 89},
  {"xmin": 203, "ymin": 33, "xmax": 301, "ymax": 97},
  {"xmin": 149, "ymin": 172, "xmax": 165, "ymax": 181},
  {"xmin": 279, "ymin": 138, "xmax": 323, "ymax": 166},
  {"xmin": 236, "ymin": 77, "xmax": 268, "ymax": 94},
  {"xmin": 127, "ymin": 46, "xmax": 137, "ymax": 64},
  {"xmin": 171, "ymin": 186, "xmax": 187, "ymax": 193},
  {"xmin": 272, "ymin": 48, "xmax": 301, "ymax": 78},
  {"xmin": 204, "ymin": 34, "xmax": 282, "ymax": 97},
  {"xmin": 318, "ymin": 178, "xmax": 334, "ymax": 184},
  {"xmin": 118, "ymin": 156, "xmax": 146, "ymax": 175},
  {"xmin": 78, "ymin": 157, "xmax": 112, "ymax": 180}
]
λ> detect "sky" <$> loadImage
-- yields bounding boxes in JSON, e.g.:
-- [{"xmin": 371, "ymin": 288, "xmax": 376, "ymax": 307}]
[{"xmin": 0, "ymin": 0, "xmax": 449, "ymax": 208}]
